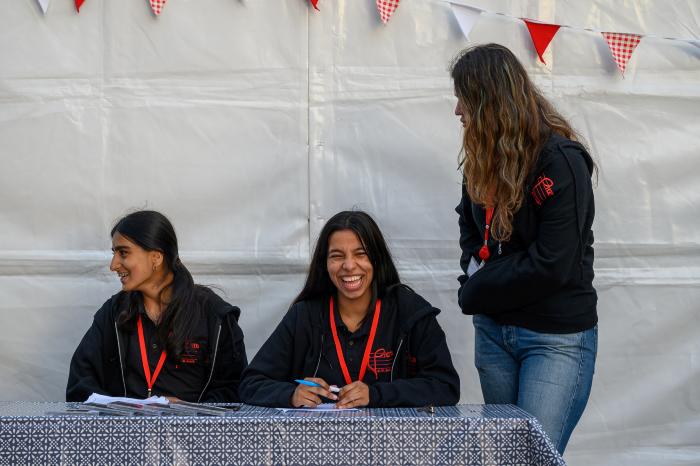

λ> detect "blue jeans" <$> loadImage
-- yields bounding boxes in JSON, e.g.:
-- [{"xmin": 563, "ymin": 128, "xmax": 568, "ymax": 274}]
[{"xmin": 473, "ymin": 314, "xmax": 597, "ymax": 454}]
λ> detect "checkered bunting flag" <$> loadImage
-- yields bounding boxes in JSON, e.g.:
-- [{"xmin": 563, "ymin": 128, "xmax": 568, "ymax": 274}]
[
  {"xmin": 602, "ymin": 32, "xmax": 642, "ymax": 75},
  {"xmin": 377, "ymin": 0, "xmax": 400, "ymax": 24},
  {"xmin": 149, "ymin": 0, "xmax": 167, "ymax": 15}
]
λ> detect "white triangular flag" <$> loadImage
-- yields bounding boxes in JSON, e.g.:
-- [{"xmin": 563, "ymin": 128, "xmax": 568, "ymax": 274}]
[
  {"xmin": 37, "ymin": 0, "xmax": 49, "ymax": 14},
  {"xmin": 450, "ymin": 3, "xmax": 483, "ymax": 40}
]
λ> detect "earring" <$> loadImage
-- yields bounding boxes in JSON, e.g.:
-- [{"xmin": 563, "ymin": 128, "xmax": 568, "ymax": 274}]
[{"xmin": 152, "ymin": 264, "xmax": 157, "ymax": 272}]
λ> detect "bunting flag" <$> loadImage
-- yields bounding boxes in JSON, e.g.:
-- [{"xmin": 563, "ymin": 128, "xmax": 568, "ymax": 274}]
[
  {"xmin": 450, "ymin": 3, "xmax": 482, "ymax": 40},
  {"xmin": 602, "ymin": 32, "xmax": 642, "ymax": 75},
  {"xmin": 376, "ymin": 0, "xmax": 400, "ymax": 24},
  {"xmin": 75, "ymin": 0, "xmax": 85, "ymax": 12},
  {"xmin": 522, "ymin": 19, "xmax": 560, "ymax": 64},
  {"xmin": 37, "ymin": 0, "xmax": 49, "ymax": 14},
  {"xmin": 149, "ymin": 0, "xmax": 167, "ymax": 15},
  {"xmin": 310, "ymin": 0, "xmax": 319, "ymax": 11}
]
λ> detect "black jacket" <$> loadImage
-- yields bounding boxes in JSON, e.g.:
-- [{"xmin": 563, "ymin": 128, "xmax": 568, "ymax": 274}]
[
  {"xmin": 456, "ymin": 133, "xmax": 598, "ymax": 333},
  {"xmin": 239, "ymin": 285, "xmax": 460, "ymax": 408},
  {"xmin": 66, "ymin": 288, "xmax": 247, "ymax": 402}
]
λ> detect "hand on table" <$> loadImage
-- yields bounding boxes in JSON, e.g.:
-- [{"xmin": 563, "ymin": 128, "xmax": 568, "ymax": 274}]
[
  {"xmin": 336, "ymin": 381, "xmax": 369, "ymax": 409},
  {"xmin": 291, "ymin": 377, "xmax": 338, "ymax": 408}
]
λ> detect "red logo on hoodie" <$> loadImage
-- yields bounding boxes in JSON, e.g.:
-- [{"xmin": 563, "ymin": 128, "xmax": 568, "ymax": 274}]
[
  {"xmin": 367, "ymin": 347, "xmax": 394, "ymax": 379},
  {"xmin": 531, "ymin": 174, "xmax": 555, "ymax": 206},
  {"xmin": 179, "ymin": 339, "xmax": 205, "ymax": 365}
]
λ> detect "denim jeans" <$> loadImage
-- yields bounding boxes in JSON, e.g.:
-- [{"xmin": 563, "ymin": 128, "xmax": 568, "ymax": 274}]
[{"xmin": 473, "ymin": 314, "xmax": 597, "ymax": 454}]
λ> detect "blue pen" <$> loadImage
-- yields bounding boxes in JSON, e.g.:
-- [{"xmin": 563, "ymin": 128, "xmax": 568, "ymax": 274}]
[{"xmin": 294, "ymin": 379, "xmax": 340, "ymax": 393}]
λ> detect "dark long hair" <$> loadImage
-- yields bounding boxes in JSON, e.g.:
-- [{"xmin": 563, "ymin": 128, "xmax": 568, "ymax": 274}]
[
  {"xmin": 450, "ymin": 43, "xmax": 592, "ymax": 241},
  {"xmin": 112, "ymin": 210, "xmax": 201, "ymax": 357},
  {"xmin": 294, "ymin": 211, "xmax": 400, "ymax": 304}
]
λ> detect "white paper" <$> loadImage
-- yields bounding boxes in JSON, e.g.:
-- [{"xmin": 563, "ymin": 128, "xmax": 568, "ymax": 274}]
[
  {"xmin": 277, "ymin": 403, "xmax": 358, "ymax": 412},
  {"xmin": 466, "ymin": 255, "xmax": 482, "ymax": 277},
  {"xmin": 85, "ymin": 393, "xmax": 170, "ymax": 405}
]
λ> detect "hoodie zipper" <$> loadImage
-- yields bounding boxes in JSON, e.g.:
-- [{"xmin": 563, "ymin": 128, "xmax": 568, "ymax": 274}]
[
  {"xmin": 312, "ymin": 333, "xmax": 324, "ymax": 377},
  {"xmin": 197, "ymin": 322, "xmax": 222, "ymax": 402},
  {"xmin": 390, "ymin": 336, "xmax": 405, "ymax": 382},
  {"xmin": 113, "ymin": 321, "xmax": 127, "ymax": 396}
]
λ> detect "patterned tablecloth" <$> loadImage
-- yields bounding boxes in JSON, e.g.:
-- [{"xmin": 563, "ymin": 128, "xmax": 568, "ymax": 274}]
[{"xmin": 0, "ymin": 402, "xmax": 565, "ymax": 465}]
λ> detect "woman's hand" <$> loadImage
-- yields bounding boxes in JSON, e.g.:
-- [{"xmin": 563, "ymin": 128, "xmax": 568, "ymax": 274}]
[
  {"xmin": 291, "ymin": 377, "xmax": 338, "ymax": 408},
  {"xmin": 336, "ymin": 381, "xmax": 370, "ymax": 409}
]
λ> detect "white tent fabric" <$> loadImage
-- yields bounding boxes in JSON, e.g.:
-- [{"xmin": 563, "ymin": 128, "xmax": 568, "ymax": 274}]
[{"xmin": 1, "ymin": 0, "xmax": 699, "ymax": 464}]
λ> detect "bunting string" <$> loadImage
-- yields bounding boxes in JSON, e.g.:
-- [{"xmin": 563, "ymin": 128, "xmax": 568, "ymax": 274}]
[
  {"xmin": 448, "ymin": 1, "xmax": 698, "ymax": 76},
  {"xmin": 447, "ymin": 1, "xmax": 699, "ymax": 43}
]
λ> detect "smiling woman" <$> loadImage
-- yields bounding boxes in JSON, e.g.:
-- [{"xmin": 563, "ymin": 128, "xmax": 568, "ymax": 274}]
[
  {"xmin": 66, "ymin": 210, "xmax": 248, "ymax": 403},
  {"xmin": 239, "ymin": 210, "xmax": 460, "ymax": 409}
]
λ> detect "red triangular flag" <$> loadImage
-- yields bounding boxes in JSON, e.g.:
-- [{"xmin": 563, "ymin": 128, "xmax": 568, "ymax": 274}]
[
  {"xmin": 149, "ymin": 0, "xmax": 167, "ymax": 15},
  {"xmin": 376, "ymin": 0, "xmax": 400, "ymax": 24},
  {"xmin": 310, "ymin": 0, "xmax": 319, "ymax": 11},
  {"xmin": 523, "ymin": 19, "xmax": 561, "ymax": 64},
  {"xmin": 75, "ymin": 0, "xmax": 85, "ymax": 12},
  {"xmin": 602, "ymin": 32, "xmax": 642, "ymax": 75}
]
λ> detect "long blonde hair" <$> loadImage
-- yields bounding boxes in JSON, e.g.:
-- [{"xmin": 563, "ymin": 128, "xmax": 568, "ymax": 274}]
[{"xmin": 450, "ymin": 43, "xmax": 581, "ymax": 241}]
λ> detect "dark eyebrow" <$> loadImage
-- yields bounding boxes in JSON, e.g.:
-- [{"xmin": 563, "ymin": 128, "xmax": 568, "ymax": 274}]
[{"xmin": 112, "ymin": 245, "xmax": 130, "ymax": 253}]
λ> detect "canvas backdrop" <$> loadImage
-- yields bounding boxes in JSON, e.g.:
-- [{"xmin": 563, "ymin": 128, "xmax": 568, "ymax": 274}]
[{"xmin": 0, "ymin": 0, "xmax": 698, "ymax": 464}]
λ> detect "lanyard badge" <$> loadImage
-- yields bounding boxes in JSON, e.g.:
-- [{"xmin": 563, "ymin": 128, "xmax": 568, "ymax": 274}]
[
  {"xmin": 137, "ymin": 315, "xmax": 167, "ymax": 398},
  {"xmin": 329, "ymin": 296, "xmax": 382, "ymax": 385}
]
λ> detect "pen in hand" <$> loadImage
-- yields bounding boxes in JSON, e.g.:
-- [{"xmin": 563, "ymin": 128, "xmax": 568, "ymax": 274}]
[
  {"xmin": 291, "ymin": 378, "xmax": 340, "ymax": 407},
  {"xmin": 294, "ymin": 379, "xmax": 340, "ymax": 393}
]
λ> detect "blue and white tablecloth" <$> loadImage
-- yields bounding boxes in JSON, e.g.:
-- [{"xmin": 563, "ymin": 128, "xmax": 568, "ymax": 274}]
[{"xmin": 0, "ymin": 402, "xmax": 565, "ymax": 465}]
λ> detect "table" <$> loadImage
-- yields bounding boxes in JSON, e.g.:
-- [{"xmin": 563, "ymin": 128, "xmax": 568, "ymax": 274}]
[{"xmin": 0, "ymin": 402, "xmax": 565, "ymax": 465}]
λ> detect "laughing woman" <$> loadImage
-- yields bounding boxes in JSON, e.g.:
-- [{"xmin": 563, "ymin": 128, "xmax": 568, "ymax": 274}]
[
  {"xmin": 239, "ymin": 211, "xmax": 460, "ymax": 408},
  {"xmin": 66, "ymin": 210, "xmax": 247, "ymax": 402},
  {"xmin": 451, "ymin": 44, "xmax": 598, "ymax": 454}
]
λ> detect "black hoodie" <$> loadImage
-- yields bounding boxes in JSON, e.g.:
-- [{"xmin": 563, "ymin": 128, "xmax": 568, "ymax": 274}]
[
  {"xmin": 66, "ymin": 287, "xmax": 247, "ymax": 402},
  {"xmin": 239, "ymin": 285, "xmax": 460, "ymax": 408},
  {"xmin": 456, "ymin": 133, "xmax": 598, "ymax": 333}
]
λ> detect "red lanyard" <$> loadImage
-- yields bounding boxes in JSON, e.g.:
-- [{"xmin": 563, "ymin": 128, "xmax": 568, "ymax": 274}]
[
  {"xmin": 137, "ymin": 315, "xmax": 167, "ymax": 398},
  {"xmin": 329, "ymin": 296, "xmax": 382, "ymax": 385},
  {"xmin": 478, "ymin": 206, "xmax": 494, "ymax": 262}
]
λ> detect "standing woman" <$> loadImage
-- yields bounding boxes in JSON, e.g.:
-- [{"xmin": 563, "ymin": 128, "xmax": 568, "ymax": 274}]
[
  {"xmin": 239, "ymin": 211, "xmax": 460, "ymax": 408},
  {"xmin": 67, "ymin": 210, "xmax": 247, "ymax": 402},
  {"xmin": 451, "ymin": 44, "xmax": 597, "ymax": 453}
]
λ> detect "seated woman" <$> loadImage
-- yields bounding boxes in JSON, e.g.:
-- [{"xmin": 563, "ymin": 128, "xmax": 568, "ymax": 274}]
[
  {"xmin": 239, "ymin": 211, "xmax": 460, "ymax": 408},
  {"xmin": 66, "ymin": 210, "xmax": 247, "ymax": 402}
]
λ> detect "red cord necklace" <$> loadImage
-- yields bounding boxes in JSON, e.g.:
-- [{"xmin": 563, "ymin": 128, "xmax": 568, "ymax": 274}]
[{"xmin": 478, "ymin": 206, "xmax": 495, "ymax": 262}]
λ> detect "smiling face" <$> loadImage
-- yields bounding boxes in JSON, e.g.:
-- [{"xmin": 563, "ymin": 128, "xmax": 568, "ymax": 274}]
[
  {"xmin": 109, "ymin": 232, "xmax": 163, "ymax": 292},
  {"xmin": 326, "ymin": 229, "xmax": 375, "ymax": 307}
]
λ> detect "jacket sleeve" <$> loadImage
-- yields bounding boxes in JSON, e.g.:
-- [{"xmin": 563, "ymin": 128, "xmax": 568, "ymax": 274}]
[
  {"xmin": 66, "ymin": 302, "xmax": 112, "ymax": 402},
  {"xmin": 201, "ymin": 312, "xmax": 248, "ymax": 403},
  {"xmin": 458, "ymin": 145, "xmax": 593, "ymax": 315},
  {"xmin": 367, "ymin": 314, "xmax": 460, "ymax": 407},
  {"xmin": 238, "ymin": 306, "xmax": 302, "ymax": 407},
  {"xmin": 455, "ymin": 183, "xmax": 483, "ymax": 288}
]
